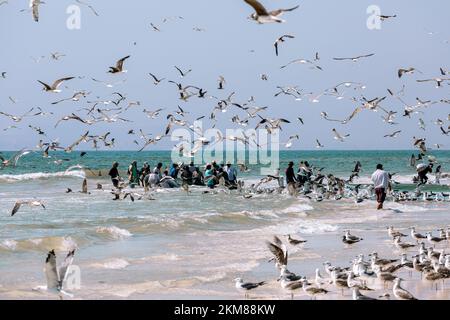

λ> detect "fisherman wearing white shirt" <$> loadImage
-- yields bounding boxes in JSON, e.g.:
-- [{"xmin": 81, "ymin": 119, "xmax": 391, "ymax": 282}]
[
  {"xmin": 226, "ymin": 161, "xmax": 237, "ymax": 185},
  {"xmin": 371, "ymin": 164, "xmax": 390, "ymax": 210}
]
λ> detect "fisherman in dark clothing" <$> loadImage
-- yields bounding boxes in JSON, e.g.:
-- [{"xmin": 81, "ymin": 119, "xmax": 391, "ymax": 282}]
[
  {"xmin": 108, "ymin": 162, "xmax": 120, "ymax": 188},
  {"xmin": 286, "ymin": 161, "xmax": 297, "ymax": 185},
  {"xmin": 418, "ymin": 163, "xmax": 433, "ymax": 186}
]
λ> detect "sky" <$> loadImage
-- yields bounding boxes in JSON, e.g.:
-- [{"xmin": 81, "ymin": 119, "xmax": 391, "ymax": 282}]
[{"xmin": 0, "ymin": 0, "xmax": 449, "ymax": 151}]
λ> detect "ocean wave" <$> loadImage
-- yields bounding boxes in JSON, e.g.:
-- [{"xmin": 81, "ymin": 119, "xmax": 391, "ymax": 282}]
[
  {"xmin": 90, "ymin": 258, "xmax": 130, "ymax": 270},
  {"xmin": 0, "ymin": 236, "xmax": 77, "ymax": 252},
  {"xmin": 0, "ymin": 240, "xmax": 18, "ymax": 251},
  {"xmin": 0, "ymin": 170, "xmax": 85, "ymax": 182},
  {"xmin": 96, "ymin": 226, "xmax": 133, "ymax": 240}
]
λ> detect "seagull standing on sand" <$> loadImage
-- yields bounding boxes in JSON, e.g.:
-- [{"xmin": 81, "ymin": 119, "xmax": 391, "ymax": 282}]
[
  {"xmin": 393, "ymin": 278, "xmax": 417, "ymax": 300},
  {"xmin": 234, "ymin": 278, "xmax": 265, "ymax": 298},
  {"xmin": 352, "ymin": 287, "xmax": 377, "ymax": 300}
]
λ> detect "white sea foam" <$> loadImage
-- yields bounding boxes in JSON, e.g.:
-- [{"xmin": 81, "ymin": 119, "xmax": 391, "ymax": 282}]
[
  {"xmin": 0, "ymin": 240, "xmax": 18, "ymax": 251},
  {"xmin": 91, "ymin": 258, "xmax": 130, "ymax": 270},
  {"xmin": 96, "ymin": 226, "xmax": 133, "ymax": 239},
  {"xmin": 0, "ymin": 170, "xmax": 85, "ymax": 182}
]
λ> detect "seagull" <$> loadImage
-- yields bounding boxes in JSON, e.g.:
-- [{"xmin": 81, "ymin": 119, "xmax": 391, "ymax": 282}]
[
  {"xmin": 274, "ymin": 35, "xmax": 295, "ymax": 56},
  {"xmin": 426, "ymin": 232, "xmax": 445, "ymax": 245},
  {"xmin": 333, "ymin": 54, "xmax": 375, "ymax": 62},
  {"xmin": 108, "ymin": 56, "xmax": 130, "ymax": 74},
  {"xmin": 148, "ymin": 72, "xmax": 165, "ymax": 85},
  {"xmin": 52, "ymin": 91, "xmax": 89, "ymax": 105},
  {"xmin": 394, "ymin": 236, "xmax": 416, "ymax": 250},
  {"xmin": 243, "ymin": 0, "xmax": 300, "ymax": 24},
  {"xmin": 315, "ymin": 139, "xmax": 324, "ymax": 149},
  {"xmin": 398, "ymin": 67, "xmax": 421, "ymax": 78},
  {"xmin": 378, "ymin": 14, "xmax": 397, "ymax": 21},
  {"xmin": 287, "ymin": 234, "xmax": 307, "ymax": 245},
  {"xmin": 344, "ymin": 230, "xmax": 363, "ymax": 242},
  {"xmin": 393, "ymin": 278, "xmax": 417, "ymax": 300},
  {"xmin": 217, "ymin": 76, "xmax": 226, "ymax": 89},
  {"xmin": 38, "ymin": 77, "xmax": 75, "ymax": 93},
  {"xmin": 29, "ymin": 0, "xmax": 42, "ymax": 22},
  {"xmin": 0, "ymin": 149, "xmax": 31, "ymax": 167},
  {"xmin": 75, "ymin": 0, "xmax": 99, "ymax": 16},
  {"xmin": 33, "ymin": 249, "xmax": 77, "ymax": 298},
  {"xmin": 266, "ymin": 236, "xmax": 288, "ymax": 270},
  {"xmin": 417, "ymin": 78, "xmax": 450, "ymax": 87},
  {"xmin": 174, "ymin": 66, "xmax": 192, "ymax": 78},
  {"xmin": 284, "ymin": 135, "xmax": 299, "ymax": 148},
  {"xmin": 352, "ymin": 287, "xmax": 377, "ymax": 300},
  {"xmin": 387, "ymin": 226, "xmax": 407, "ymax": 239},
  {"xmin": 384, "ymin": 130, "xmax": 401, "ymax": 138},
  {"xmin": 281, "ymin": 58, "xmax": 322, "ymax": 71},
  {"xmin": 11, "ymin": 200, "xmax": 45, "ymax": 216},
  {"xmin": 332, "ymin": 128, "xmax": 350, "ymax": 142},
  {"xmin": 50, "ymin": 52, "xmax": 66, "ymax": 61},
  {"xmin": 301, "ymin": 279, "xmax": 328, "ymax": 299},
  {"xmin": 150, "ymin": 22, "xmax": 161, "ymax": 32},
  {"xmin": 234, "ymin": 278, "xmax": 265, "ymax": 298}
]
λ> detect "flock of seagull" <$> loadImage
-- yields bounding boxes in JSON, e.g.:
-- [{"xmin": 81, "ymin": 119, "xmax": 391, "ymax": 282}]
[
  {"xmin": 235, "ymin": 225, "xmax": 450, "ymax": 300},
  {"xmin": 0, "ymin": 0, "xmax": 449, "ymax": 300}
]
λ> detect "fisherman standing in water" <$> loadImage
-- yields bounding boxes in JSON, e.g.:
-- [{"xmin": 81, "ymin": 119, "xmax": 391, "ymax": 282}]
[
  {"xmin": 108, "ymin": 162, "xmax": 120, "ymax": 188},
  {"xmin": 286, "ymin": 161, "xmax": 297, "ymax": 186},
  {"xmin": 127, "ymin": 160, "xmax": 139, "ymax": 188},
  {"xmin": 371, "ymin": 164, "xmax": 390, "ymax": 210},
  {"xmin": 417, "ymin": 163, "xmax": 433, "ymax": 186}
]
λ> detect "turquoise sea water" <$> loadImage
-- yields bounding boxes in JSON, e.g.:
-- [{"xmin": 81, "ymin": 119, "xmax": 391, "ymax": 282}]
[{"xmin": 1, "ymin": 150, "xmax": 449, "ymax": 177}]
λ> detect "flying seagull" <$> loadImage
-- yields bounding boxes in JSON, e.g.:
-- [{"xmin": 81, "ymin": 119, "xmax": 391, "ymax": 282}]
[
  {"xmin": 11, "ymin": 200, "xmax": 45, "ymax": 216},
  {"xmin": 332, "ymin": 128, "xmax": 350, "ymax": 142},
  {"xmin": 75, "ymin": 0, "xmax": 99, "ymax": 16},
  {"xmin": 148, "ymin": 72, "xmax": 165, "ymax": 85},
  {"xmin": 333, "ymin": 54, "xmax": 375, "ymax": 62},
  {"xmin": 38, "ymin": 77, "xmax": 75, "ymax": 93},
  {"xmin": 30, "ymin": 0, "xmax": 42, "ymax": 22},
  {"xmin": 416, "ymin": 77, "xmax": 450, "ymax": 87},
  {"xmin": 315, "ymin": 139, "xmax": 324, "ymax": 148},
  {"xmin": 243, "ymin": 0, "xmax": 299, "ymax": 24},
  {"xmin": 108, "ymin": 56, "xmax": 130, "ymax": 74},
  {"xmin": 274, "ymin": 35, "xmax": 295, "ymax": 56},
  {"xmin": 174, "ymin": 66, "xmax": 192, "ymax": 78},
  {"xmin": 384, "ymin": 130, "xmax": 401, "ymax": 138},
  {"xmin": 398, "ymin": 67, "xmax": 421, "ymax": 78}
]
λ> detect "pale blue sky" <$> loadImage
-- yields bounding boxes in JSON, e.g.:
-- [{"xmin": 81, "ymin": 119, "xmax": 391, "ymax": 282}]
[{"xmin": 0, "ymin": 0, "xmax": 449, "ymax": 150}]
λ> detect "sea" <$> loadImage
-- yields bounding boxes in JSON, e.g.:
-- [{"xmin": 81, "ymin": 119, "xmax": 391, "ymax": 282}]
[{"xmin": 0, "ymin": 150, "xmax": 449, "ymax": 299}]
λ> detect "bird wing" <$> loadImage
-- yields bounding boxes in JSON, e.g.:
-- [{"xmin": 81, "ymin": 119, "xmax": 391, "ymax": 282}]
[
  {"xmin": 244, "ymin": 0, "xmax": 269, "ymax": 15},
  {"xmin": 32, "ymin": 0, "xmax": 39, "ymax": 22},
  {"xmin": 12, "ymin": 149, "xmax": 31, "ymax": 166},
  {"xmin": 52, "ymin": 77, "xmax": 75, "ymax": 89},
  {"xmin": 116, "ymin": 56, "xmax": 130, "ymax": 70},
  {"xmin": 58, "ymin": 249, "xmax": 76, "ymax": 285},
  {"xmin": 11, "ymin": 202, "xmax": 22, "ymax": 216},
  {"xmin": 45, "ymin": 250, "xmax": 60, "ymax": 289},
  {"xmin": 37, "ymin": 80, "xmax": 52, "ymax": 91},
  {"xmin": 174, "ymin": 66, "xmax": 184, "ymax": 76}
]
